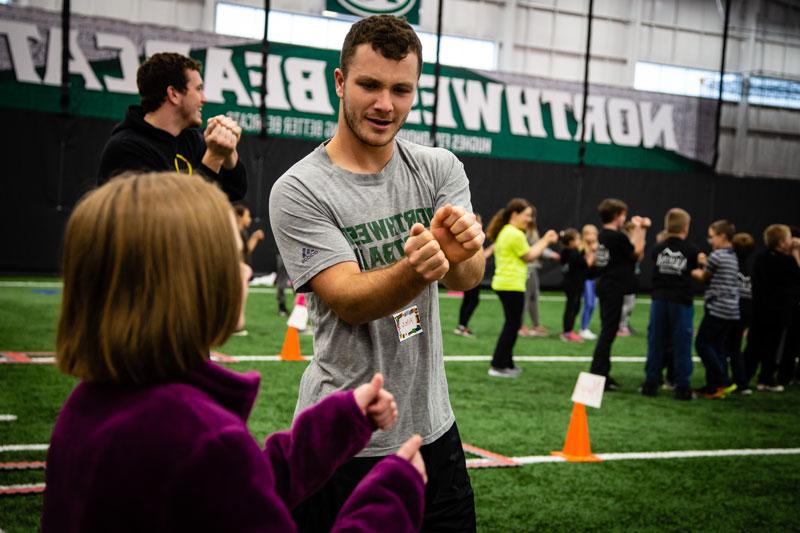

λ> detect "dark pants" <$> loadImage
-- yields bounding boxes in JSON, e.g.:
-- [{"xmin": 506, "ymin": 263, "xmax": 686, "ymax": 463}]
[
  {"xmin": 746, "ymin": 312, "xmax": 788, "ymax": 387},
  {"xmin": 727, "ymin": 321, "xmax": 750, "ymax": 390},
  {"xmin": 645, "ymin": 299, "xmax": 694, "ymax": 389},
  {"xmin": 492, "ymin": 291, "xmax": 525, "ymax": 370},
  {"xmin": 695, "ymin": 313, "xmax": 736, "ymax": 389},
  {"xmin": 778, "ymin": 305, "xmax": 800, "ymax": 385},
  {"xmin": 562, "ymin": 287, "xmax": 583, "ymax": 333},
  {"xmin": 276, "ymin": 253, "xmax": 290, "ymax": 310},
  {"xmin": 458, "ymin": 286, "xmax": 481, "ymax": 328},
  {"xmin": 590, "ymin": 291, "xmax": 624, "ymax": 377},
  {"xmin": 292, "ymin": 422, "xmax": 476, "ymax": 533}
]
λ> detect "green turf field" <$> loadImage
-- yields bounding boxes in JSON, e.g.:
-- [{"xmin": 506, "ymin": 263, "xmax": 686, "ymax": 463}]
[{"xmin": 1, "ymin": 278, "xmax": 799, "ymax": 532}]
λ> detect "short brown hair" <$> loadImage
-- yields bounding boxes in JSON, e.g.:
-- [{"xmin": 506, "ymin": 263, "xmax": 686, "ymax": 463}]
[
  {"xmin": 763, "ymin": 224, "xmax": 791, "ymax": 250},
  {"xmin": 138, "ymin": 53, "xmax": 202, "ymax": 113},
  {"xmin": 709, "ymin": 219, "xmax": 735, "ymax": 241},
  {"xmin": 598, "ymin": 198, "xmax": 628, "ymax": 224},
  {"xmin": 559, "ymin": 228, "xmax": 580, "ymax": 246},
  {"xmin": 665, "ymin": 208, "xmax": 690, "ymax": 234},
  {"xmin": 56, "ymin": 173, "xmax": 241, "ymax": 384},
  {"xmin": 732, "ymin": 232, "xmax": 755, "ymax": 261},
  {"xmin": 340, "ymin": 15, "xmax": 423, "ymax": 78}
]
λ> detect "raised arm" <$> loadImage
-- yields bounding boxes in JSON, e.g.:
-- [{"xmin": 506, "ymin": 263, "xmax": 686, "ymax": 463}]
[
  {"xmin": 522, "ymin": 229, "xmax": 558, "ymax": 262},
  {"xmin": 310, "ymin": 223, "xmax": 449, "ymax": 326},
  {"xmin": 200, "ymin": 116, "xmax": 247, "ymax": 201},
  {"xmin": 628, "ymin": 216, "xmax": 652, "ymax": 260}
]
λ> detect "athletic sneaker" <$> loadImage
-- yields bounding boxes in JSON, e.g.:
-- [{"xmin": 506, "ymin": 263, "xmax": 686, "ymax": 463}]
[
  {"xmin": 604, "ymin": 376, "xmax": 621, "ymax": 391},
  {"xmin": 616, "ymin": 326, "xmax": 631, "ymax": 337},
  {"xmin": 639, "ymin": 382, "xmax": 658, "ymax": 397},
  {"xmin": 706, "ymin": 383, "xmax": 738, "ymax": 399},
  {"xmin": 660, "ymin": 380, "xmax": 675, "ymax": 391},
  {"xmin": 520, "ymin": 325, "xmax": 548, "ymax": 337},
  {"xmin": 735, "ymin": 387, "xmax": 753, "ymax": 395},
  {"xmin": 232, "ymin": 329, "xmax": 249, "ymax": 337},
  {"xmin": 488, "ymin": 367, "xmax": 522, "ymax": 378},
  {"xmin": 453, "ymin": 325, "xmax": 475, "ymax": 338},
  {"xmin": 757, "ymin": 383, "xmax": 785, "ymax": 392},
  {"xmin": 560, "ymin": 331, "xmax": 583, "ymax": 343},
  {"xmin": 579, "ymin": 329, "xmax": 597, "ymax": 340}
]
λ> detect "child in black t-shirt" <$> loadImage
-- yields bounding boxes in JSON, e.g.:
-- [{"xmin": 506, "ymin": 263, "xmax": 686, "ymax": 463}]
[
  {"xmin": 559, "ymin": 228, "xmax": 594, "ymax": 343},
  {"xmin": 747, "ymin": 224, "xmax": 800, "ymax": 391},
  {"xmin": 590, "ymin": 199, "xmax": 651, "ymax": 390},
  {"xmin": 640, "ymin": 208, "xmax": 702, "ymax": 400}
]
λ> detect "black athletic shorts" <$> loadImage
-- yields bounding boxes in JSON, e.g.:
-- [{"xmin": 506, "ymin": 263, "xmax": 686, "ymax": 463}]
[{"xmin": 292, "ymin": 421, "xmax": 476, "ymax": 532}]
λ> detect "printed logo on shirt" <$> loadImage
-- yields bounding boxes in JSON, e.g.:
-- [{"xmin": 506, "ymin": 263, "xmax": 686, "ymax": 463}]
[
  {"xmin": 738, "ymin": 272, "xmax": 752, "ymax": 296},
  {"xmin": 301, "ymin": 247, "xmax": 319, "ymax": 264},
  {"xmin": 595, "ymin": 245, "xmax": 610, "ymax": 268},
  {"xmin": 656, "ymin": 248, "xmax": 688, "ymax": 275},
  {"xmin": 340, "ymin": 206, "xmax": 435, "ymax": 271}
]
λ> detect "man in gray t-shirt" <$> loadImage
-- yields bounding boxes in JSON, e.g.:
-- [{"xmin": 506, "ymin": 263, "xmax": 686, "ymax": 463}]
[{"xmin": 269, "ymin": 15, "xmax": 484, "ymax": 533}]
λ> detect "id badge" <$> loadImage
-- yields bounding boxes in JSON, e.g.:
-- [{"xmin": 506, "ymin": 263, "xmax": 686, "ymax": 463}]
[{"xmin": 393, "ymin": 306, "xmax": 423, "ymax": 342}]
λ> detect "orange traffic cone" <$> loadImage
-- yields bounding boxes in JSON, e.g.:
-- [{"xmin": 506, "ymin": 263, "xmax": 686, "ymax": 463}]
[
  {"xmin": 551, "ymin": 402, "xmax": 601, "ymax": 462},
  {"xmin": 280, "ymin": 326, "xmax": 304, "ymax": 361}
]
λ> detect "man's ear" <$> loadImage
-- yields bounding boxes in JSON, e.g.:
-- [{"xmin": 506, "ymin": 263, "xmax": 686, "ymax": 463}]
[
  {"xmin": 334, "ymin": 68, "xmax": 345, "ymax": 98},
  {"xmin": 165, "ymin": 85, "xmax": 182, "ymax": 106}
]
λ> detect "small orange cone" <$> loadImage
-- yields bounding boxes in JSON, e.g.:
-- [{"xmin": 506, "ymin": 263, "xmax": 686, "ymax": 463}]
[
  {"xmin": 280, "ymin": 326, "xmax": 304, "ymax": 361},
  {"xmin": 551, "ymin": 402, "xmax": 601, "ymax": 462}
]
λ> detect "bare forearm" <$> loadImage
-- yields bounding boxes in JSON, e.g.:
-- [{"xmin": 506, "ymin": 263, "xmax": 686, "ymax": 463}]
[
  {"xmin": 631, "ymin": 228, "xmax": 647, "ymax": 259},
  {"xmin": 313, "ymin": 260, "xmax": 430, "ymax": 326},
  {"xmin": 442, "ymin": 251, "xmax": 485, "ymax": 291}
]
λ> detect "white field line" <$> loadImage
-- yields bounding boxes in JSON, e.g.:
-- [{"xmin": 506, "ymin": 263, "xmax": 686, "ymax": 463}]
[
  {"xmin": 207, "ymin": 355, "xmax": 700, "ymax": 364},
  {"xmin": 3, "ymin": 442, "xmax": 798, "ymax": 466},
  {"xmin": 475, "ymin": 447, "xmax": 800, "ymax": 467},
  {"xmin": 0, "ymin": 281, "xmax": 62, "ymax": 288},
  {"xmin": 0, "ymin": 444, "xmax": 48, "ymax": 453},
  {"xmin": 0, "ymin": 415, "xmax": 18, "ymax": 422},
  {"xmin": 0, "ymin": 281, "xmax": 706, "ymax": 306}
]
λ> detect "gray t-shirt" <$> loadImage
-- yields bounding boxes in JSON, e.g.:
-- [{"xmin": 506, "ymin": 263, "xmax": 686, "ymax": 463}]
[{"xmin": 269, "ymin": 138, "xmax": 472, "ymax": 456}]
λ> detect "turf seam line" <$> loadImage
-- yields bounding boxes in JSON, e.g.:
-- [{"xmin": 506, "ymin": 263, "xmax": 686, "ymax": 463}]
[{"xmin": 0, "ymin": 483, "xmax": 46, "ymax": 495}]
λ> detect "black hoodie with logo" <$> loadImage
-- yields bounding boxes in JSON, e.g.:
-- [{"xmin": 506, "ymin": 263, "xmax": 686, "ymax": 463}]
[{"xmin": 98, "ymin": 105, "xmax": 247, "ymax": 201}]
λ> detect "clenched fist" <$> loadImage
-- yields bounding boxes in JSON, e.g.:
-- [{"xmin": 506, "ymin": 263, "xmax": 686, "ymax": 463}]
[
  {"xmin": 430, "ymin": 204, "xmax": 485, "ymax": 264},
  {"xmin": 404, "ymin": 223, "xmax": 449, "ymax": 282}
]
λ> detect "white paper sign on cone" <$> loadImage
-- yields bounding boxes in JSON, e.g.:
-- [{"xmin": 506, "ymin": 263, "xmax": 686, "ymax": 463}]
[
  {"xmin": 287, "ymin": 304, "xmax": 309, "ymax": 331},
  {"xmin": 571, "ymin": 372, "xmax": 606, "ymax": 409}
]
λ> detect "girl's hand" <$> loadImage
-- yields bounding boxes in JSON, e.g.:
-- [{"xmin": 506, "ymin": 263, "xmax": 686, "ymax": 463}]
[{"xmin": 354, "ymin": 373, "xmax": 398, "ymax": 430}]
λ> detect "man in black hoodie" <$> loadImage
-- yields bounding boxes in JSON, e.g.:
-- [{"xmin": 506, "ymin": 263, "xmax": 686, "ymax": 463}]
[{"xmin": 98, "ymin": 53, "xmax": 246, "ymax": 201}]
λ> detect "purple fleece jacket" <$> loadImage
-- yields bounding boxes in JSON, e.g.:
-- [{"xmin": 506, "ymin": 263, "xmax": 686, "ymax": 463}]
[{"xmin": 41, "ymin": 361, "xmax": 424, "ymax": 532}]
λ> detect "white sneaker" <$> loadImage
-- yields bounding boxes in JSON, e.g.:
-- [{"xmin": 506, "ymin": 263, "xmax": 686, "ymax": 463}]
[
  {"xmin": 579, "ymin": 329, "xmax": 597, "ymax": 340},
  {"xmin": 488, "ymin": 367, "xmax": 522, "ymax": 378}
]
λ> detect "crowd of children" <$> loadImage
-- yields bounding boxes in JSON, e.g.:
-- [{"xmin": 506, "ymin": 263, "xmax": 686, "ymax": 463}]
[{"xmin": 462, "ymin": 197, "xmax": 800, "ymax": 399}]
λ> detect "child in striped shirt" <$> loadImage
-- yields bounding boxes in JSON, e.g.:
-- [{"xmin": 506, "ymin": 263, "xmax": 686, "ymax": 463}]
[{"xmin": 692, "ymin": 220, "xmax": 740, "ymax": 398}]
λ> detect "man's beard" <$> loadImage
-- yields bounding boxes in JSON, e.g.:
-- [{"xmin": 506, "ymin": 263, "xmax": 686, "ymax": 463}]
[
  {"xmin": 342, "ymin": 95, "xmax": 406, "ymax": 148},
  {"xmin": 181, "ymin": 106, "xmax": 202, "ymax": 129}
]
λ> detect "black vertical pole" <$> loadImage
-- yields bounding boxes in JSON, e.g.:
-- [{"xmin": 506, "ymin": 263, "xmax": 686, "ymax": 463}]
[
  {"xmin": 711, "ymin": 0, "xmax": 732, "ymax": 173},
  {"xmin": 430, "ymin": 0, "xmax": 444, "ymax": 147},
  {"xmin": 575, "ymin": 0, "xmax": 594, "ymax": 227},
  {"xmin": 60, "ymin": 0, "xmax": 71, "ymax": 114},
  {"xmin": 577, "ymin": 0, "xmax": 593, "ymax": 168},
  {"xmin": 259, "ymin": 0, "xmax": 271, "ymax": 138},
  {"xmin": 57, "ymin": 0, "xmax": 71, "ymax": 212}
]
